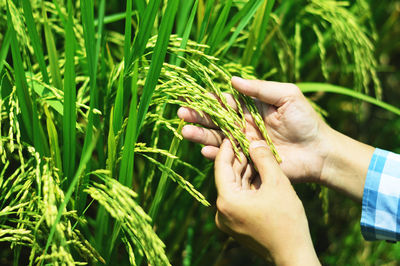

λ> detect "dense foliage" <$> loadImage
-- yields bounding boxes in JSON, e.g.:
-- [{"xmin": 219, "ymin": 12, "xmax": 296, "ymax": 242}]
[{"xmin": 0, "ymin": 0, "xmax": 399, "ymax": 265}]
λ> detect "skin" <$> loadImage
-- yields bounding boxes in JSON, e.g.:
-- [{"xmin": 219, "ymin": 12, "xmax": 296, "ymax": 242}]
[
  {"xmin": 177, "ymin": 77, "xmax": 375, "ymax": 262},
  {"xmin": 215, "ymin": 139, "xmax": 320, "ymax": 265}
]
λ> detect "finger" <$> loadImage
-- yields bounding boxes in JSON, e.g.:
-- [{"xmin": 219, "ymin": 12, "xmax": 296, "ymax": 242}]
[
  {"xmin": 242, "ymin": 164, "xmax": 253, "ymax": 190},
  {"xmin": 241, "ymin": 104, "xmax": 263, "ymax": 142},
  {"xmin": 233, "ymin": 152, "xmax": 247, "ymax": 185},
  {"xmin": 178, "ymin": 107, "xmax": 218, "ymax": 129},
  {"xmin": 178, "ymin": 92, "xmax": 239, "ymax": 128},
  {"xmin": 249, "ymin": 140, "xmax": 283, "ymax": 184},
  {"xmin": 241, "ymin": 99, "xmax": 255, "ymax": 122},
  {"xmin": 201, "ymin": 146, "xmax": 219, "ymax": 160},
  {"xmin": 231, "ymin": 76, "xmax": 301, "ymax": 107},
  {"xmin": 215, "ymin": 139, "xmax": 235, "ymax": 195},
  {"xmin": 182, "ymin": 125, "xmax": 224, "ymax": 146},
  {"xmin": 219, "ymin": 92, "xmax": 238, "ymax": 111}
]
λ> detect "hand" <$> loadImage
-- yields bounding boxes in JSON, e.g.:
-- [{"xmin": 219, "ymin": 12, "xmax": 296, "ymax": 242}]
[
  {"xmin": 178, "ymin": 77, "xmax": 375, "ymax": 201},
  {"xmin": 178, "ymin": 77, "xmax": 331, "ymax": 183},
  {"xmin": 214, "ymin": 139, "xmax": 320, "ymax": 265}
]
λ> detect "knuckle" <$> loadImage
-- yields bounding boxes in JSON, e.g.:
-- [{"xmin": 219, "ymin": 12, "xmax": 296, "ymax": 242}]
[
  {"xmin": 216, "ymin": 197, "xmax": 231, "ymax": 215},
  {"xmin": 287, "ymin": 83, "xmax": 301, "ymax": 96},
  {"xmin": 252, "ymin": 147, "xmax": 273, "ymax": 160}
]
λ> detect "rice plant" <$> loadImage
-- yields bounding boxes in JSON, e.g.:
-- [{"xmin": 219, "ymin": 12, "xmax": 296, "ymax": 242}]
[{"xmin": 1, "ymin": 0, "xmax": 399, "ymax": 265}]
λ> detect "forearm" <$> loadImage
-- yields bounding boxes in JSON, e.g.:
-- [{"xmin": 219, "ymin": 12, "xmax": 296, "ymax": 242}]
[
  {"xmin": 272, "ymin": 245, "xmax": 320, "ymax": 266},
  {"xmin": 320, "ymin": 128, "xmax": 374, "ymax": 202},
  {"xmin": 269, "ymin": 231, "xmax": 320, "ymax": 266}
]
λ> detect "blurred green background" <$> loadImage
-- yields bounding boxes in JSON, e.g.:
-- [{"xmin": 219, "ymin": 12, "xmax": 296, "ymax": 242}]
[{"xmin": 1, "ymin": 0, "xmax": 400, "ymax": 265}]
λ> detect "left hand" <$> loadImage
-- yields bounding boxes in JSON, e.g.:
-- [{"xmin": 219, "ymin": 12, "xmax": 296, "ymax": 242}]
[
  {"xmin": 178, "ymin": 77, "xmax": 331, "ymax": 183},
  {"xmin": 214, "ymin": 139, "xmax": 320, "ymax": 265}
]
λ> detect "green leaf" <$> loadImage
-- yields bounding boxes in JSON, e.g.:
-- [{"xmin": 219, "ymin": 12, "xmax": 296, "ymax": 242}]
[
  {"xmin": 128, "ymin": 0, "xmax": 163, "ymax": 68},
  {"xmin": 63, "ymin": 0, "xmax": 77, "ymax": 189},
  {"xmin": 21, "ymin": 0, "xmax": 50, "ymax": 85},
  {"xmin": 206, "ymin": 0, "xmax": 232, "ymax": 53},
  {"xmin": 42, "ymin": 3, "xmax": 63, "ymax": 90},
  {"xmin": 174, "ymin": 0, "xmax": 199, "ymax": 67},
  {"xmin": 297, "ymin": 83, "xmax": 400, "ymax": 116},
  {"xmin": 124, "ymin": 0, "xmax": 133, "ymax": 72},
  {"xmin": 135, "ymin": 0, "xmax": 180, "ymax": 140},
  {"xmin": 78, "ymin": 0, "xmax": 103, "ymax": 214},
  {"xmin": 41, "ymin": 135, "xmax": 97, "ymax": 266},
  {"xmin": 149, "ymin": 121, "xmax": 184, "ymax": 220},
  {"xmin": 0, "ymin": 29, "xmax": 11, "ymax": 76},
  {"xmin": 119, "ymin": 61, "xmax": 138, "ymax": 187},
  {"xmin": 219, "ymin": 0, "xmax": 265, "ymax": 55},
  {"xmin": 6, "ymin": 2, "xmax": 34, "ymax": 141},
  {"xmin": 113, "ymin": 72, "xmax": 125, "ymax": 135},
  {"xmin": 242, "ymin": 0, "xmax": 275, "ymax": 66},
  {"xmin": 197, "ymin": 0, "xmax": 215, "ymax": 42},
  {"xmin": 44, "ymin": 106, "xmax": 62, "ymax": 172}
]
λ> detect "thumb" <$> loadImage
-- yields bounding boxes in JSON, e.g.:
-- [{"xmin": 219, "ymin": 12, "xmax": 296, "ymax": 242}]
[
  {"xmin": 249, "ymin": 140, "xmax": 283, "ymax": 184},
  {"xmin": 231, "ymin": 76, "xmax": 300, "ymax": 107}
]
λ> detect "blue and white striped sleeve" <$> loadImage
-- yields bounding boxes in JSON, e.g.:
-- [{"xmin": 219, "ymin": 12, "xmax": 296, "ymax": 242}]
[{"xmin": 361, "ymin": 148, "xmax": 400, "ymax": 242}]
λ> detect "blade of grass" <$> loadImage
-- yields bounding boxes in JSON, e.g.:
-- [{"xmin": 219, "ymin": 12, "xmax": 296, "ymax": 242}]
[
  {"xmin": 118, "ymin": 61, "xmax": 138, "ymax": 187},
  {"xmin": 249, "ymin": 0, "xmax": 275, "ymax": 66},
  {"xmin": 42, "ymin": 2, "xmax": 63, "ymax": 90},
  {"xmin": 197, "ymin": 0, "xmax": 215, "ymax": 42},
  {"xmin": 28, "ymin": 73, "xmax": 64, "ymax": 114},
  {"xmin": 0, "ymin": 29, "xmax": 11, "ymax": 77},
  {"xmin": 49, "ymin": 0, "xmax": 67, "ymax": 26},
  {"xmin": 148, "ymin": 120, "xmax": 184, "ymax": 220},
  {"xmin": 26, "ymin": 57, "xmax": 49, "ymax": 157},
  {"xmin": 124, "ymin": 0, "xmax": 133, "ymax": 73},
  {"xmin": 81, "ymin": 0, "xmax": 98, "ymax": 154},
  {"xmin": 21, "ymin": 0, "xmax": 50, "ymax": 85},
  {"xmin": 107, "ymin": 61, "xmax": 138, "ymax": 260},
  {"xmin": 94, "ymin": 0, "xmax": 106, "ymax": 171},
  {"xmin": 297, "ymin": 82, "xmax": 400, "ymax": 116},
  {"xmin": 219, "ymin": 0, "xmax": 264, "ymax": 56},
  {"xmin": 77, "ymin": 0, "xmax": 103, "ymax": 214},
  {"xmin": 127, "ymin": 0, "xmax": 163, "ymax": 68},
  {"xmin": 44, "ymin": 105, "xmax": 62, "ymax": 172},
  {"xmin": 196, "ymin": 0, "xmax": 205, "ymax": 33},
  {"xmin": 176, "ymin": 0, "xmax": 195, "ymax": 38},
  {"xmin": 206, "ymin": 0, "xmax": 232, "ymax": 53},
  {"xmin": 135, "ymin": 0, "xmax": 146, "ymax": 16},
  {"xmin": 40, "ymin": 135, "xmax": 97, "ymax": 266},
  {"xmin": 63, "ymin": 0, "xmax": 77, "ymax": 190},
  {"xmin": 6, "ymin": 2, "xmax": 33, "ymax": 141},
  {"xmin": 113, "ymin": 72, "xmax": 125, "ymax": 135},
  {"xmin": 96, "ymin": 0, "xmax": 106, "ymax": 65},
  {"xmin": 135, "ymin": 0, "xmax": 180, "ymax": 141},
  {"xmin": 95, "ymin": 107, "xmax": 116, "ymax": 260},
  {"xmin": 174, "ymin": 0, "xmax": 199, "ymax": 67}
]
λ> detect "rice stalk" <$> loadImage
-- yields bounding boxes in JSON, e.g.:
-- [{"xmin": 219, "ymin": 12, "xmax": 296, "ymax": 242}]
[
  {"xmin": 85, "ymin": 174, "xmax": 171, "ymax": 266},
  {"xmin": 305, "ymin": 0, "xmax": 382, "ymax": 97},
  {"xmin": 146, "ymin": 36, "xmax": 280, "ymax": 161}
]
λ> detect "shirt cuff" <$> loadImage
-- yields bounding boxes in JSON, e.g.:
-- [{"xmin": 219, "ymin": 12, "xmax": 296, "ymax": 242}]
[{"xmin": 360, "ymin": 148, "xmax": 400, "ymax": 242}]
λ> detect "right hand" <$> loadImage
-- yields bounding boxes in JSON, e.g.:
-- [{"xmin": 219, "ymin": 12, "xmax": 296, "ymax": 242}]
[
  {"xmin": 178, "ymin": 77, "xmax": 333, "ymax": 184},
  {"xmin": 214, "ymin": 139, "xmax": 320, "ymax": 265}
]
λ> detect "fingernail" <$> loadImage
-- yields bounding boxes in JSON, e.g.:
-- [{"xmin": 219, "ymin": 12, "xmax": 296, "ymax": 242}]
[{"xmin": 250, "ymin": 140, "xmax": 267, "ymax": 149}]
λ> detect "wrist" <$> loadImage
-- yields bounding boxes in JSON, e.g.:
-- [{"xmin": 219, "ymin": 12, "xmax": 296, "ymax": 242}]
[
  {"xmin": 271, "ymin": 237, "xmax": 320, "ymax": 266},
  {"xmin": 319, "ymin": 128, "xmax": 374, "ymax": 201}
]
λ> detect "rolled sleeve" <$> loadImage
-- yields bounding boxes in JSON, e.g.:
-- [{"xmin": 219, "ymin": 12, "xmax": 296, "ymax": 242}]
[{"xmin": 361, "ymin": 148, "xmax": 400, "ymax": 242}]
